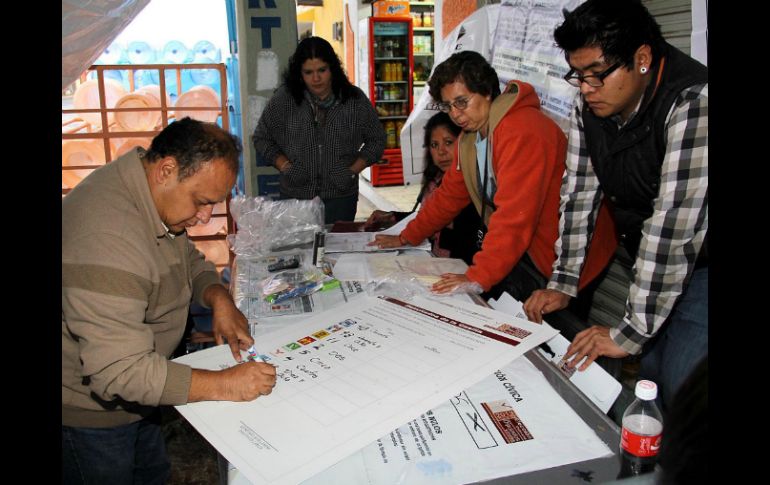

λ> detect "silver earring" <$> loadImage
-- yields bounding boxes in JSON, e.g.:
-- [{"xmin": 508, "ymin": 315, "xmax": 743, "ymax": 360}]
[{"xmin": 640, "ymin": 67, "xmax": 648, "ymax": 74}]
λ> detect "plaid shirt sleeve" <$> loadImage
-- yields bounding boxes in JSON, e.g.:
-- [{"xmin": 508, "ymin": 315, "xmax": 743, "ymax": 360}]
[
  {"xmin": 610, "ymin": 83, "xmax": 708, "ymax": 354},
  {"xmin": 547, "ymin": 92, "xmax": 604, "ymax": 298}
]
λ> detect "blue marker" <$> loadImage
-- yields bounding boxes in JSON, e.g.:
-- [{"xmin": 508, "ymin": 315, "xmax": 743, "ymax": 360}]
[{"xmin": 245, "ymin": 345, "xmax": 264, "ymax": 363}]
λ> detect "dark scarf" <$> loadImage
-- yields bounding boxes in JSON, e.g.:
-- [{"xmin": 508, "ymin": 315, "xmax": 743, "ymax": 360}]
[{"xmin": 304, "ymin": 90, "xmax": 337, "ymax": 126}]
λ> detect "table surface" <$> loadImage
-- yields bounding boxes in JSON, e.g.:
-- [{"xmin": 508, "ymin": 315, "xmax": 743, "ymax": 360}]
[{"xmin": 229, "ymin": 252, "xmax": 623, "ymax": 484}]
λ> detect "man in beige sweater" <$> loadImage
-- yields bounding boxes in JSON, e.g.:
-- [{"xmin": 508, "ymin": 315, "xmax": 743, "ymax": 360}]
[{"xmin": 62, "ymin": 118, "xmax": 276, "ymax": 484}]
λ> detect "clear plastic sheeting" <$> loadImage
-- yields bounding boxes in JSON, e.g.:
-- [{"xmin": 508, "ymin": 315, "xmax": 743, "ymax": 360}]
[
  {"xmin": 62, "ymin": 0, "xmax": 151, "ymax": 91},
  {"xmin": 331, "ymin": 253, "xmax": 482, "ymax": 299},
  {"xmin": 227, "ymin": 196, "xmax": 325, "ymax": 258},
  {"xmin": 257, "ymin": 266, "xmax": 328, "ymax": 304},
  {"xmin": 366, "ymin": 272, "xmax": 483, "ymax": 300}
]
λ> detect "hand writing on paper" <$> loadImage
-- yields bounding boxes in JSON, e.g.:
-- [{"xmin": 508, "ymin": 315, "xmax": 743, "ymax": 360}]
[
  {"xmin": 523, "ymin": 289, "xmax": 571, "ymax": 323},
  {"xmin": 431, "ymin": 273, "xmax": 471, "ymax": 294},
  {"xmin": 369, "ymin": 234, "xmax": 403, "ymax": 249},
  {"xmin": 221, "ymin": 361, "xmax": 277, "ymax": 400},
  {"xmin": 564, "ymin": 325, "xmax": 629, "ymax": 372},
  {"xmin": 189, "ymin": 360, "xmax": 277, "ymax": 402}
]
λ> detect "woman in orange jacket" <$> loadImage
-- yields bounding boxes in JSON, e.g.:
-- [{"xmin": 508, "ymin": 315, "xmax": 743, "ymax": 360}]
[{"xmin": 374, "ymin": 50, "xmax": 615, "ymax": 302}]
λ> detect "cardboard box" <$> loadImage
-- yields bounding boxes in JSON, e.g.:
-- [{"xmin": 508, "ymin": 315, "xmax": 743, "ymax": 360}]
[{"xmin": 373, "ymin": 1, "xmax": 410, "ymax": 17}]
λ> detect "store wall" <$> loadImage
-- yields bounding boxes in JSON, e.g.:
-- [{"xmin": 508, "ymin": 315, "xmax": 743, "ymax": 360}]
[
  {"xmin": 307, "ymin": 0, "xmax": 346, "ymax": 63},
  {"xmin": 297, "ymin": 7, "xmax": 315, "ymax": 30},
  {"xmin": 345, "ymin": 4, "xmax": 356, "ymax": 83}
]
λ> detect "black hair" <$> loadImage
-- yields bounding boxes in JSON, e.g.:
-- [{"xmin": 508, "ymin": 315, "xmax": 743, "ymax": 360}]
[
  {"xmin": 427, "ymin": 50, "xmax": 501, "ymax": 103},
  {"xmin": 143, "ymin": 117, "xmax": 241, "ymax": 180},
  {"xmin": 421, "ymin": 112, "xmax": 461, "ymax": 187},
  {"xmin": 554, "ymin": 0, "xmax": 667, "ymax": 68},
  {"xmin": 283, "ymin": 36, "xmax": 359, "ymax": 105}
]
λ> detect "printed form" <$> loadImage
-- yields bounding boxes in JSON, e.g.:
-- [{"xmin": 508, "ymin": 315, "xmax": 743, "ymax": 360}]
[
  {"xmin": 297, "ymin": 355, "xmax": 613, "ymax": 485},
  {"xmin": 174, "ymin": 295, "xmax": 557, "ymax": 485}
]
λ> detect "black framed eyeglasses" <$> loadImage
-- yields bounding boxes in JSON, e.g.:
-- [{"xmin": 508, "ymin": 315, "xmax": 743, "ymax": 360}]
[
  {"xmin": 563, "ymin": 62, "xmax": 622, "ymax": 88},
  {"xmin": 437, "ymin": 94, "xmax": 475, "ymax": 113}
]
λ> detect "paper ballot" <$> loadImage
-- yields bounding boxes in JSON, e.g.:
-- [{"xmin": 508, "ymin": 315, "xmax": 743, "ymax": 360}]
[
  {"xmin": 488, "ymin": 291, "xmax": 622, "ymax": 413},
  {"xmin": 325, "ymin": 213, "xmax": 431, "ymax": 253},
  {"xmin": 174, "ymin": 295, "xmax": 557, "ymax": 485}
]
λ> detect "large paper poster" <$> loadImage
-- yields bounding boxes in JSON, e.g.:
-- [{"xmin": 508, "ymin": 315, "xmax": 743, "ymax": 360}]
[
  {"xmin": 490, "ymin": 0, "xmax": 584, "ymax": 132},
  {"xmin": 174, "ymin": 295, "xmax": 557, "ymax": 485},
  {"xmin": 301, "ymin": 355, "xmax": 612, "ymax": 485}
]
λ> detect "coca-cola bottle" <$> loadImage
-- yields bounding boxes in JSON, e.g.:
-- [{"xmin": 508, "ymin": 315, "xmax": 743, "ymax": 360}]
[{"xmin": 618, "ymin": 380, "xmax": 663, "ymax": 478}]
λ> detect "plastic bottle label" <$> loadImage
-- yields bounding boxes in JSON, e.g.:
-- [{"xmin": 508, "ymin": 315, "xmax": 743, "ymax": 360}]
[{"xmin": 620, "ymin": 428, "xmax": 661, "ymax": 458}]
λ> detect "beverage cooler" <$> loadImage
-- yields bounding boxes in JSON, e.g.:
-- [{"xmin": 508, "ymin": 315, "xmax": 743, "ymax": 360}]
[{"xmin": 358, "ymin": 16, "xmax": 413, "ymax": 186}]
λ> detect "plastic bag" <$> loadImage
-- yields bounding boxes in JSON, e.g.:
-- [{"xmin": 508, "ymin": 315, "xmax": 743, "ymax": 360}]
[
  {"xmin": 227, "ymin": 195, "xmax": 325, "ymax": 257},
  {"xmin": 365, "ymin": 270, "xmax": 483, "ymax": 300},
  {"xmin": 258, "ymin": 266, "xmax": 331, "ymax": 304}
]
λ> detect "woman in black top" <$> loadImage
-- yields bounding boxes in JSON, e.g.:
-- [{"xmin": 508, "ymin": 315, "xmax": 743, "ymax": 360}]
[{"xmin": 364, "ymin": 112, "xmax": 480, "ymax": 265}]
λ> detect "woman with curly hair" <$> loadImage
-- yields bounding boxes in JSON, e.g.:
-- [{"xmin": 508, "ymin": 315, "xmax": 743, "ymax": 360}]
[
  {"xmin": 374, "ymin": 50, "xmax": 615, "ymax": 302},
  {"xmin": 253, "ymin": 36, "xmax": 385, "ymax": 224}
]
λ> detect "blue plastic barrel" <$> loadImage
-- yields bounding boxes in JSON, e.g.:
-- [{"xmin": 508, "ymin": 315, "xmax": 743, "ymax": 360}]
[
  {"xmin": 161, "ymin": 40, "xmax": 191, "ymax": 64},
  {"xmin": 126, "ymin": 40, "xmax": 157, "ymax": 64},
  {"xmin": 192, "ymin": 40, "xmax": 221, "ymax": 62}
]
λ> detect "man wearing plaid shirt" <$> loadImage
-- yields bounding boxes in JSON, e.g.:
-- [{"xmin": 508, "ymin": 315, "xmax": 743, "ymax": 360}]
[{"xmin": 523, "ymin": 0, "xmax": 707, "ymax": 410}]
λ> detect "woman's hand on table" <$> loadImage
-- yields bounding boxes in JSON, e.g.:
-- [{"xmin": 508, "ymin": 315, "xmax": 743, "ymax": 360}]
[
  {"xmin": 431, "ymin": 273, "xmax": 473, "ymax": 294},
  {"xmin": 369, "ymin": 233, "xmax": 406, "ymax": 249}
]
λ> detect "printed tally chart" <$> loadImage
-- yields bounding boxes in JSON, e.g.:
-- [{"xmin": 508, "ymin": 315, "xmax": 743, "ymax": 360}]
[{"xmin": 174, "ymin": 295, "xmax": 557, "ymax": 485}]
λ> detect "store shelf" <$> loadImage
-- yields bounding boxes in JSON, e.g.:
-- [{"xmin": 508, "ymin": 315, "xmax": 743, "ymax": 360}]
[
  {"xmin": 375, "ymin": 80, "xmax": 408, "ymax": 84},
  {"xmin": 410, "ymin": 1, "xmax": 434, "ymax": 6},
  {"xmin": 374, "ymin": 57, "xmax": 408, "ymax": 61},
  {"xmin": 413, "ymin": 52, "xmax": 434, "ymax": 56},
  {"xmin": 414, "ymin": 27, "xmax": 434, "ymax": 32},
  {"xmin": 413, "ymin": 81, "xmax": 426, "ymax": 86}
]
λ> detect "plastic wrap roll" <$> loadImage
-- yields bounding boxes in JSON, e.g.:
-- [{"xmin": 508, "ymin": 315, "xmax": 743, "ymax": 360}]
[
  {"xmin": 114, "ymin": 92, "xmax": 161, "ymax": 131},
  {"xmin": 162, "ymin": 40, "xmax": 190, "ymax": 64},
  {"xmin": 174, "ymin": 85, "xmax": 220, "ymax": 122},
  {"xmin": 72, "ymin": 78, "xmax": 127, "ymax": 128}
]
